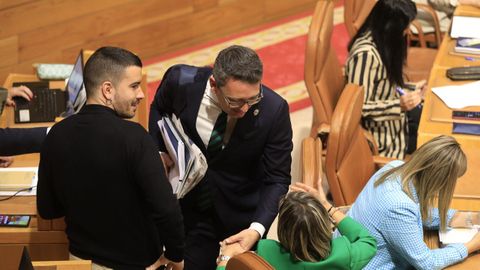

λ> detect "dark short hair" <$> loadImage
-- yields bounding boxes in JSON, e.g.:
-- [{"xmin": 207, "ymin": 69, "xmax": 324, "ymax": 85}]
[
  {"xmin": 83, "ymin": 46, "xmax": 142, "ymax": 97},
  {"xmin": 212, "ymin": 45, "xmax": 263, "ymax": 87}
]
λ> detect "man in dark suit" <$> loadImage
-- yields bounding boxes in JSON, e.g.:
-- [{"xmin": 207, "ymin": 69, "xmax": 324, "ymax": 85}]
[
  {"xmin": 1, "ymin": 85, "xmax": 47, "ymax": 166},
  {"xmin": 149, "ymin": 45, "xmax": 293, "ymax": 270},
  {"xmin": 0, "ymin": 127, "xmax": 47, "ymax": 155},
  {"xmin": 37, "ymin": 47, "xmax": 184, "ymax": 270}
]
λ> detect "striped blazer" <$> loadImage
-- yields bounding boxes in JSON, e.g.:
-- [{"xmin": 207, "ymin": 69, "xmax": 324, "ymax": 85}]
[{"xmin": 346, "ymin": 33, "xmax": 407, "ymax": 159}]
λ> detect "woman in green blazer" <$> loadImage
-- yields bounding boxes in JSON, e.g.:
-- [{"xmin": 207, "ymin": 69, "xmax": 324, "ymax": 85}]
[{"xmin": 216, "ymin": 182, "xmax": 377, "ymax": 270}]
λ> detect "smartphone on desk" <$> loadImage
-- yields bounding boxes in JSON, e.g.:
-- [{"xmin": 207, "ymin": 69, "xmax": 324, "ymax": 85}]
[{"xmin": 0, "ymin": 214, "xmax": 31, "ymax": 227}]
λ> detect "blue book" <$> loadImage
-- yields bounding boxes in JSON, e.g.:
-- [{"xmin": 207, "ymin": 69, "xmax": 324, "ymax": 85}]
[{"xmin": 455, "ymin": 37, "xmax": 480, "ymax": 55}]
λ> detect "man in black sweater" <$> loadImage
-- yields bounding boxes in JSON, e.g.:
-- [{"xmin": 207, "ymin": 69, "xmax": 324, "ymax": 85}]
[{"xmin": 37, "ymin": 47, "xmax": 184, "ymax": 270}]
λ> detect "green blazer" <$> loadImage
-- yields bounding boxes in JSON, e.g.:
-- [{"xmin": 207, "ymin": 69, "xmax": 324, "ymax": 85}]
[{"xmin": 217, "ymin": 217, "xmax": 376, "ymax": 270}]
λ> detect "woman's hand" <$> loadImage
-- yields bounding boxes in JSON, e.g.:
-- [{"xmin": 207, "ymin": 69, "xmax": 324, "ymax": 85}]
[
  {"xmin": 216, "ymin": 242, "xmax": 245, "ymax": 267},
  {"xmin": 290, "ymin": 180, "xmax": 327, "ymax": 203},
  {"xmin": 450, "ymin": 211, "xmax": 480, "ymax": 228},
  {"xmin": 6, "ymin": 86, "xmax": 33, "ymax": 107},
  {"xmin": 465, "ymin": 231, "xmax": 480, "ymax": 254},
  {"xmin": 400, "ymin": 90, "xmax": 423, "ymax": 111}
]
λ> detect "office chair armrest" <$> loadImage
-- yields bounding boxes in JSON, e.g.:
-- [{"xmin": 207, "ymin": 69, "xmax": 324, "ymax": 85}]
[{"xmin": 301, "ymin": 137, "xmax": 323, "ymax": 188}]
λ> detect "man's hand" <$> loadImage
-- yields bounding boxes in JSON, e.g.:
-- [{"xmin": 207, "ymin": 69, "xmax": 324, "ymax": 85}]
[
  {"xmin": 223, "ymin": 228, "xmax": 260, "ymax": 251},
  {"xmin": 6, "ymin": 86, "xmax": 33, "ymax": 107},
  {"xmin": 147, "ymin": 254, "xmax": 184, "ymax": 270},
  {"xmin": 0, "ymin": 157, "xmax": 14, "ymax": 167}
]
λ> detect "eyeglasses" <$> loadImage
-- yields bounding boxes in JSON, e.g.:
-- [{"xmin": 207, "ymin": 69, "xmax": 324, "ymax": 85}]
[{"xmin": 221, "ymin": 85, "xmax": 263, "ymax": 109}]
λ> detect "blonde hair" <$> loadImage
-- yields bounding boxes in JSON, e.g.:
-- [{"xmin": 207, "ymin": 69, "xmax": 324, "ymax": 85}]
[
  {"xmin": 277, "ymin": 191, "xmax": 332, "ymax": 262},
  {"xmin": 375, "ymin": 135, "xmax": 467, "ymax": 230}
]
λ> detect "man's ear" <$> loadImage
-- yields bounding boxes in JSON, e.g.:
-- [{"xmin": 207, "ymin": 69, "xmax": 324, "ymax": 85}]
[
  {"xmin": 209, "ymin": 76, "xmax": 217, "ymax": 89},
  {"xmin": 101, "ymin": 81, "xmax": 114, "ymax": 101},
  {"xmin": 210, "ymin": 76, "xmax": 221, "ymax": 97}
]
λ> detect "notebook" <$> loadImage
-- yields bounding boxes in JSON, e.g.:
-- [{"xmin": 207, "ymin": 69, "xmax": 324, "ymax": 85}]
[
  {"xmin": 454, "ymin": 38, "xmax": 480, "ymax": 55},
  {"xmin": 12, "ymin": 51, "xmax": 86, "ymax": 123}
]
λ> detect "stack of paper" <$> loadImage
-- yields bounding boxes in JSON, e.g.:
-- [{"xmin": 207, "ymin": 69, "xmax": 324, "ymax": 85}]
[
  {"xmin": 158, "ymin": 114, "xmax": 207, "ymax": 198},
  {"xmin": 431, "ymin": 80, "xmax": 480, "ymax": 109}
]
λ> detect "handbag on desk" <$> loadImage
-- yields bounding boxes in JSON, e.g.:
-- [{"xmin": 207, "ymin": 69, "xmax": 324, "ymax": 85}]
[{"xmin": 446, "ymin": 66, "xmax": 480, "ymax": 81}]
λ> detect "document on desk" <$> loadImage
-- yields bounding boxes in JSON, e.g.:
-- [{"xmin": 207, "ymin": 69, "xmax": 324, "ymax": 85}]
[
  {"xmin": 0, "ymin": 167, "xmax": 38, "ymax": 196},
  {"xmin": 451, "ymin": 16, "xmax": 480, "ymax": 39},
  {"xmin": 439, "ymin": 227, "xmax": 479, "ymax": 244},
  {"xmin": 158, "ymin": 114, "xmax": 207, "ymax": 199},
  {"xmin": 431, "ymin": 80, "xmax": 480, "ymax": 109}
]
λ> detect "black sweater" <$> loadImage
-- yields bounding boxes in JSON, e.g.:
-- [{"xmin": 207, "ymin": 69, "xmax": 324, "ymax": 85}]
[{"xmin": 37, "ymin": 105, "xmax": 184, "ymax": 269}]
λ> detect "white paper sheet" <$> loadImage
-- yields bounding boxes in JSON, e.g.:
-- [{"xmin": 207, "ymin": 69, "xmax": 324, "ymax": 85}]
[
  {"xmin": 451, "ymin": 16, "xmax": 480, "ymax": 39},
  {"xmin": 431, "ymin": 80, "xmax": 480, "ymax": 109},
  {"xmin": 439, "ymin": 226, "xmax": 480, "ymax": 244}
]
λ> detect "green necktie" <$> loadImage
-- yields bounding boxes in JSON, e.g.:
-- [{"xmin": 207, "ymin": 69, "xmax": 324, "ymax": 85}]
[{"xmin": 207, "ymin": 111, "xmax": 227, "ymax": 158}]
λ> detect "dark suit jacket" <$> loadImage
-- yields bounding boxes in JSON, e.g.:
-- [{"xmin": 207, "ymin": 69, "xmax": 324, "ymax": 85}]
[
  {"xmin": 0, "ymin": 127, "xmax": 47, "ymax": 156},
  {"xmin": 149, "ymin": 64, "xmax": 293, "ymax": 236}
]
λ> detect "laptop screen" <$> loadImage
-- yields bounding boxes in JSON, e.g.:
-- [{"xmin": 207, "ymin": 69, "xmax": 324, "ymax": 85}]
[{"xmin": 64, "ymin": 52, "xmax": 86, "ymax": 116}]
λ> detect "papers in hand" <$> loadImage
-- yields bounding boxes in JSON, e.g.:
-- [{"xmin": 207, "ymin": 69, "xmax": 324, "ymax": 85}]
[
  {"xmin": 158, "ymin": 114, "xmax": 207, "ymax": 198},
  {"xmin": 431, "ymin": 80, "xmax": 480, "ymax": 109},
  {"xmin": 439, "ymin": 226, "xmax": 480, "ymax": 244}
]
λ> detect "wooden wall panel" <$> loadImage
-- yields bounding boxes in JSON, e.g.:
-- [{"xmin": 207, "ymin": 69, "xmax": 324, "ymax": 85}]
[
  {"xmin": 0, "ymin": 36, "xmax": 18, "ymax": 68},
  {"xmin": 0, "ymin": 0, "xmax": 318, "ymax": 84},
  {"xmin": 17, "ymin": 0, "xmax": 192, "ymax": 62}
]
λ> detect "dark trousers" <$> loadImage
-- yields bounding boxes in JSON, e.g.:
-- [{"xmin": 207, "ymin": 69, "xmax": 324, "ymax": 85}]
[
  {"xmin": 182, "ymin": 204, "xmax": 226, "ymax": 270},
  {"xmin": 406, "ymin": 106, "xmax": 422, "ymax": 155}
]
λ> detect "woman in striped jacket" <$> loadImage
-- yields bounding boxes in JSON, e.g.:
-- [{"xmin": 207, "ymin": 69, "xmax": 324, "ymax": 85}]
[{"xmin": 346, "ymin": 0, "xmax": 425, "ymax": 159}]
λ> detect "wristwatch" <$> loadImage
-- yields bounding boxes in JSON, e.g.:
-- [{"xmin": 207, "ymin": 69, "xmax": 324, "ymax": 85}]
[{"xmin": 216, "ymin": 254, "xmax": 231, "ymax": 264}]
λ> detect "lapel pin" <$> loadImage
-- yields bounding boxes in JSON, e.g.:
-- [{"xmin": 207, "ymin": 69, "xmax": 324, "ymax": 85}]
[{"xmin": 253, "ymin": 109, "xmax": 259, "ymax": 116}]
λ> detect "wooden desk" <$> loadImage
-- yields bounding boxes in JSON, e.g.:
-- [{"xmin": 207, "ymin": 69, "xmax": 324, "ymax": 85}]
[
  {"xmin": 0, "ymin": 154, "xmax": 69, "ymax": 261},
  {"xmin": 32, "ymin": 260, "xmax": 92, "ymax": 270},
  {"xmin": 419, "ymin": 5, "xmax": 480, "ymax": 268},
  {"xmin": 418, "ymin": 4, "xmax": 480, "ymax": 205}
]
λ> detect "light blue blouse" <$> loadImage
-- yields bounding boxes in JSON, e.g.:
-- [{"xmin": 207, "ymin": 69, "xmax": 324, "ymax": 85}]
[{"xmin": 344, "ymin": 160, "xmax": 468, "ymax": 269}]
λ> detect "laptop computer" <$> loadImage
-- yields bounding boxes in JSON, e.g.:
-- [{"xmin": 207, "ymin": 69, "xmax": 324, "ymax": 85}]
[{"xmin": 12, "ymin": 51, "xmax": 86, "ymax": 123}]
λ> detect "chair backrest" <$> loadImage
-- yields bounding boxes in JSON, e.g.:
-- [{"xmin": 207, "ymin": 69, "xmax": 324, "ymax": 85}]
[
  {"xmin": 226, "ymin": 252, "xmax": 274, "ymax": 270},
  {"xmin": 345, "ymin": 0, "xmax": 442, "ymax": 47},
  {"xmin": 304, "ymin": 0, "xmax": 345, "ymax": 136},
  {"xmin": 343, "ymin": 0, "xmax": 376, "ymax": 38},
  {"xmin": 325, "ymin": 84, "xmax": 376, "ymax": 206}
]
